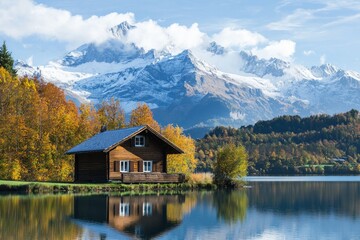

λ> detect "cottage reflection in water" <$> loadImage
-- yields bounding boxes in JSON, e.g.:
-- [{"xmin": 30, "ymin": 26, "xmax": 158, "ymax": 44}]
[{"xmin": 73, "ymin": 194, "xmax": 188, "ymax": 239}]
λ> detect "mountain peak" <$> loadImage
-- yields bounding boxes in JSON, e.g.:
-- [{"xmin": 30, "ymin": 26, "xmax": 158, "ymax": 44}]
[
  {"xmin": 240, "ymin": 51, "xmax": 289, "ymax": 77},
  {"xmin": 207, "ymin": 42, "xmax": 225, "ymax": 55},
  {"xmin": 109, "ymin": 21, "xmax": 135, "ymax": 39},
  {"xmin": 311, "ymin": 63, "xmax": 339, "ymax": 78}
]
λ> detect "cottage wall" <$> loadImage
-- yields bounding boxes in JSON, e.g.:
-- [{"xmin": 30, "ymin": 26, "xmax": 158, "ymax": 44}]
[
  {"xmin": 109, "ymin": 132, "xmax": 166, "ymax": 180},
  {"xmin": 75, "ymin": 152, "xmax": 108, "ymax": 182}
]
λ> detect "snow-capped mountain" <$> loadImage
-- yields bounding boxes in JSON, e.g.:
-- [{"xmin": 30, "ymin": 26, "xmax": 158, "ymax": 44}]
[{"xmin": 15, "ymin": 21, "xmax": 360, "ymax": 135}]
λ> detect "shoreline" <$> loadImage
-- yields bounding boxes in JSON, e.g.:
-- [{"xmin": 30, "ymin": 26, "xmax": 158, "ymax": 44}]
[{"xmin": 0, "ymin": 180, "xmax": 216, "ymax": 194}]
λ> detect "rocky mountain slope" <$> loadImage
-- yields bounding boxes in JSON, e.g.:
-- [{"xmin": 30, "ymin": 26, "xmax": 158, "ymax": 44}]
[{"xmin": 15, "ymin": 21, "xmax": 360, "ymax": 135}]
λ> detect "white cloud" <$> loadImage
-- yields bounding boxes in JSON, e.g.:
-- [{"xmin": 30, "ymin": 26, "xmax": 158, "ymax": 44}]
[
  {"xmin": 0, "ymin": 0, "xmax": 298, "ymax": 65},
  {"xmin": 0, "ymin": 0, "xmax": 134, "ymax": 45},
  {"xmin": 212, "ymin": 27, "xmax": 267, "ymax": 49},
  {"xmin": 126, "ymin": 20, "xmax": 169, "ymax": 52},
  {"xmin": 303, "ymin": 50, "xmax": 315, "ymax": 56},
  {"xmin": 193, "ymin": 49, "xmax": 245, "ymax": 75},
  {"xmin": 251, "ymin": 40, "xmax": 296, "ymax": 61},
  {"xmin": 320, "ymin": 54, "xmax": 326, "ymax": 64},
  {"xmin": 126, "ymin": 21, "xmax": 205, "ymax": 54},
  {"xmin": 267, "ymin": 9, "xmax": 315, "ymax": 31}
]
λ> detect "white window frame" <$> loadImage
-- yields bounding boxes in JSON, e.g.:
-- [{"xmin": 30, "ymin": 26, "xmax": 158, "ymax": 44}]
[
  {"xmin": 119, "ymin": 203, "xmax": 130, "ymax": 216},
  {"xmin": 143, "ymin": 161, "xmax": 152, "ymax": 173},
  {"xmin": 120, "ymin": 160, "xmax": 129, "ymax": 172},
  {"xmin": 142, "ymin": 202, "xmax": 152, "ymax": 216},
  {"xmin": 135, "ymin": 135, "xmax": 145, "ymax": 147}
]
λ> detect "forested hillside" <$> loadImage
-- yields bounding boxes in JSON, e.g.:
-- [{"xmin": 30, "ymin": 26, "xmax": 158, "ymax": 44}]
[{"xmin": 196, "ymin": 110, "xmax": 360, "ymax": 175}]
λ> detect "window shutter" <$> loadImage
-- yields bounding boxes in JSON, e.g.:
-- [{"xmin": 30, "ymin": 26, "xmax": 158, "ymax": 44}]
[
  {"xmin": 113, "ymin": 204, "xmax": 119, "ymax": 215},
  {"xmin": 129, "ymin": 161, "xmax": 134, "ymax": 172},
  {"xmin": 114, "ymin": 161, "xmax": 120, "ymax": 172},
  {"xmin": 139, "ymin": 160, "xmax": 143, "ymax": 172}
]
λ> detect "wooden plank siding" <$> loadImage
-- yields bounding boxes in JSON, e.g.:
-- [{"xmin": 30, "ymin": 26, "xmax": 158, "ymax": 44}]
[
  {"xmin": 122, "ymin": 173, "xmax": 185, "ymax": 183},
  {"xmin": 75, "ymin": 152, "xmax": 108, "ymax": 182},
  {"xmin": 109, "ymin": 132, "xmax": 167, "ymax": 181}
]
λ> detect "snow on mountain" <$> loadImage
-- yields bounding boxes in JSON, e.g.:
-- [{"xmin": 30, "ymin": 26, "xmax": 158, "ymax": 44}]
[
  {"xmin": 14, "ymin": 23, "xmax": 360, "ymax": 135},
  {"xmin": 109, "ymin": 21, "xmax": 135, "ymax": 39},
  {"xmin": 71, "ymin": 50, "xmax": 304, "ymax": 128},
  {"xmin": 310, "ymin": 64, "xmax": 340, "ymax": 78},
  {"xmin": 207, "ymin": 42, "xmax": 226, "ymax": 55}
]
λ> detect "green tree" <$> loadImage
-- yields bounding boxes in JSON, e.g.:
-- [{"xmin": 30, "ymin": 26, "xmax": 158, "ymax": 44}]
[
  {"xmin": 213, "ymin": 143, "xmax": 248, "ymax": 186},
  {"xmin": 0, "ymin": 42, "xmax": 16, "ymax": 76}
]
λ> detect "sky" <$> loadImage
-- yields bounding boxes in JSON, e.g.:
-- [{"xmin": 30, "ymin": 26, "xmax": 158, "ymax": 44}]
[{"xmin": 1, "ymin": 0, "xmax": 360, "ymax": 71}]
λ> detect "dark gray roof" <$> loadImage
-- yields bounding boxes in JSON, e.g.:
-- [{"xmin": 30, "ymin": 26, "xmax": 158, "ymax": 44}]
[{"xmin": 66, "ymin": 126, "xmax": 145, "ymax": 154}]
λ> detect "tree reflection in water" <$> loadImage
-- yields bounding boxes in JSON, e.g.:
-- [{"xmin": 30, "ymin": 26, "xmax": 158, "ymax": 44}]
[
  {"xmin": 212, "ymin": 190, "xmax": 248, "ymax": 223},
  {"xmin": 0, "ymin": 195, "xmax": 80, "ymax": 240},
  {"xmin": 247, "ymin": 181, "xmax": 360, "ymax": 216},
  {"xmin": 1, "ymin": 181, "xmax": 360, "ymax": 240}
]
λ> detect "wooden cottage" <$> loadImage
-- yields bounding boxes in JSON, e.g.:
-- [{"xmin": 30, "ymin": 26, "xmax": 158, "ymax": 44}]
[{"xmin": 66, "ymin": 125, "xmax": 185, "ymax": 183}]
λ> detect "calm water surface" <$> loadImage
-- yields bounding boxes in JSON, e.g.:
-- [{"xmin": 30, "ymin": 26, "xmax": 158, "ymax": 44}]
[{"xmin": 1, "ymin": 176, "xmax": 360, "ymax": 240}]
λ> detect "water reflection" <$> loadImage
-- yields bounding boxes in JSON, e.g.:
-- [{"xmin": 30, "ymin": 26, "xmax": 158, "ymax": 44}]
[
  {"xmin": 212, "ymin": 191, "xmax": 248, "ymax": 223},
  {"xmin": 73, "ymin": 194, "xmax": 195, "ymax": 239},
  {"xmin": 0, "ymin": 180, "xmax": 360, "ymax": 240},
  {"xmin": 247, "ymin": 181, "xmax": 360, "ymax": 217},
  {"xmin": 0, "ymin": 195, "xmax": 79, "ymax": 240}
]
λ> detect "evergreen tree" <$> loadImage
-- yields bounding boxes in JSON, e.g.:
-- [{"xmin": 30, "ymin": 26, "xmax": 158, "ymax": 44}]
[{"xmin": 0, "ymin": 41, "xmax": 17, "ymax": 76}]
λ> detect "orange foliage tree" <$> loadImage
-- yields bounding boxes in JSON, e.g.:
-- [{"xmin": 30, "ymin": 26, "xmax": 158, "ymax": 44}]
[{"xmin": 129, "ymin": 103, "xmax": 160, "ymax": 131}]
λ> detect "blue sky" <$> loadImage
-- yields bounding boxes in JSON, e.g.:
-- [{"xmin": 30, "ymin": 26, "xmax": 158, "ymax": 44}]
[{"xmin": 1, "ymin": 0, "xmax": 360, "ymax": 71}]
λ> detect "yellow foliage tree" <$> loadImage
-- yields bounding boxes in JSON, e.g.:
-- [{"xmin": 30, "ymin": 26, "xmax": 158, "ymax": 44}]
[
  {"xmin": 129, "ymin": 103, "xmax": 160, "ymax": 131},
  {"xmin": 214, "ymin": 143, "xmax": 248, "ymax": 186},
  {"xmin": 0, "ymin": 67, "xmax": 100, "ymax": 181},
  {"xmin": 161, "ymin": 124, "xmax": 197, "ymax": 176}
]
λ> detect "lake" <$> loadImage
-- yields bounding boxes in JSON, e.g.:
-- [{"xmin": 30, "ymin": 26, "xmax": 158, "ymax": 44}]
[{"xmin": 1, "ymin": 177, "xmax": 360, "ymax": 239}]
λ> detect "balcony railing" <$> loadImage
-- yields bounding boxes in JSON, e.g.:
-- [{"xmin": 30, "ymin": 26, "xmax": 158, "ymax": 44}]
[{"xmin": 121, "ymin": 173, "xmax": 185, "ymax": 183}]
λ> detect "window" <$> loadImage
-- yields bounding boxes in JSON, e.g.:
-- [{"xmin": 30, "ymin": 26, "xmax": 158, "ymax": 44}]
[
  {"xmin": 142, "ymin": 202, "xmax": 152, "ymax": 216},
  {"xmin": 120, "ymin": 160, "xmax": 129, "ymax": 172},
  {"xmin": 119, "ymin": 203, "xmax": 130, "ymax": 216},
  {"xmin": 135, "ymin": 135, "xmax": 145, "ymax": 147},
  {"xmin": 143, "ymin": 161, "xmax": 152, "ymax": 172}
]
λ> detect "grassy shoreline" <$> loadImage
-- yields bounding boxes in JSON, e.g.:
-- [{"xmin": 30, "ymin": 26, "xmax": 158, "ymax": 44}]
[{"xmin": 0, "ymin": 180, "xmax": 216, "ymax": 194}]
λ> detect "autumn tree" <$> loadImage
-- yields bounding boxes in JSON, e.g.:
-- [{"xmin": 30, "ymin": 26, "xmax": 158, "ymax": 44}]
[
  {"xmin": 78, "ymin": 104, "xmax": 101, "ymax": 139},
  {"xmin": 97, "ymin": 98, "xmax": 125, "ymax": 130},
  {"xmin": 161, "ymin": 124, "xmax": 196, "ymax": 176},
  {"xmin": 0, "ymin": 42, "xmax": 16, "ymax": 76},
  {"xmin": 213, "ymin": 143, "xmax": 248, "ymax": 187},
  {"xmin": 0, "ymin": 66, "xmax": 99, "ymax": 181},
  {"xmin": 130, "ymin": 103, "xmax": 160, "ymax": 131}
]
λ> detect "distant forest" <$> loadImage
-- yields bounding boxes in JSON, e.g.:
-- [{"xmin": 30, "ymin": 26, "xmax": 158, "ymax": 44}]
[{"xmin": 196, "ymin": 110, "xmax": 360, "ymax": 175}]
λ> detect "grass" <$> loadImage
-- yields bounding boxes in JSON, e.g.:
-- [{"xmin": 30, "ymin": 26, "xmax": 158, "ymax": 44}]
[
  {"xmin": 0, "ymin": 179, "xmax": 216, "ymax": 194},
  {"xmin": 189, "ymin": 173, "xmax": 213, "ymax": 184}
]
